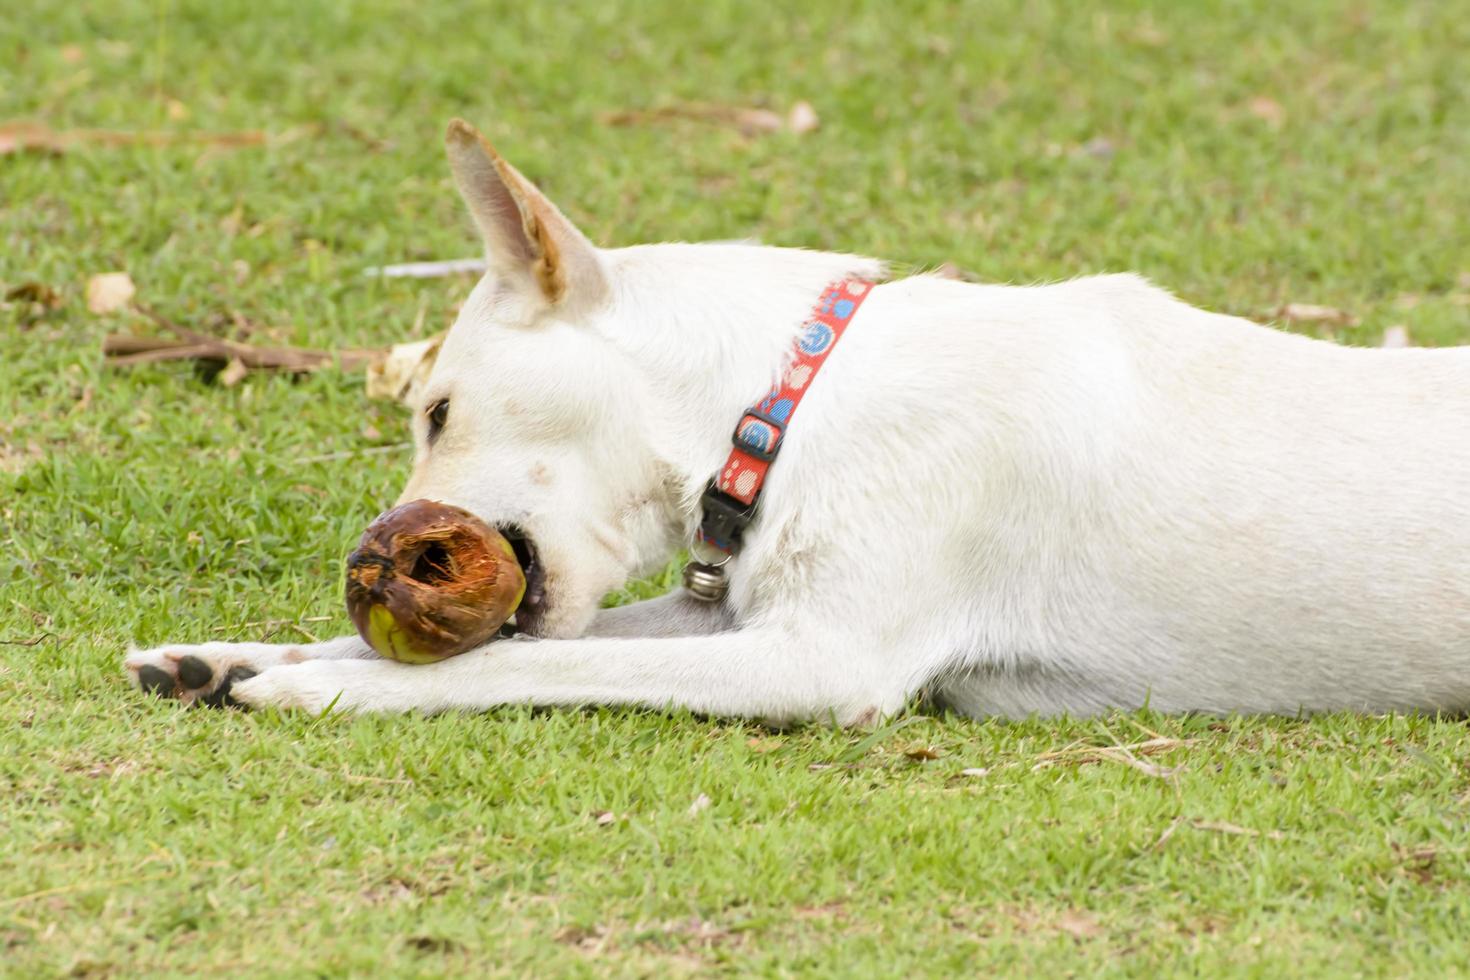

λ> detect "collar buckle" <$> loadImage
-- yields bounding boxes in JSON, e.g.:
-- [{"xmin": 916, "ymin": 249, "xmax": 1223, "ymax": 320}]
[
  {"xmin": 683, "ymin": 483, "xmax": 754, "ymax": 605},
  {"xmin": 696, "ymin": 480, "xmax": 757, "ymax": 554}
]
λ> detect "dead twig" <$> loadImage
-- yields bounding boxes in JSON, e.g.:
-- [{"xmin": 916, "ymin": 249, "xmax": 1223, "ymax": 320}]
[
  {"xmin": 1034, "ymin": 736, "xmax": 1193, "ymax": 779},
  {"xmin": 298, "ymin": 762, "xmax": 415, "ymax": 786},
  {"xmin": 1190, "ymin": 819, "xmax": 1285, "ymax": 841},
  {"xmin": 286, "ymin": 622, "xmax": 322, "ymax": 643},
  {"xmin": 599, "ymin": 101, "xmax": 818, "ymax": 136},
  {"xmin": 1035, "ymin": 737, "xmax": 1195, "ymax": 765},
  {"xmin": 0, "ymin": 120, "xmax": 267, "ymax": 156},
  {"xmin": 209, "ymin": 616, "xmax": 333, "ymax": 634},
  {"xmin": 0, "ymin": 632, "xmax": 56, "ymax": 647},
  {"xmin": 1150, "ymin": 816, "xmax": 1186, "ymax": 851},
  {"xmin": 105, "ymin": 306, "xmax": 380, "ymax": 374},
  {"xmin": 0, "ymin": 872, "xmax": 176, "ymax": 909},
  {"xmin": 1099, "ymin": 745, "xmax": 1181, "ymax": 779},
  {"xmin": 362, "ymin": 258, "xmax": 487, "ymax": 279}
]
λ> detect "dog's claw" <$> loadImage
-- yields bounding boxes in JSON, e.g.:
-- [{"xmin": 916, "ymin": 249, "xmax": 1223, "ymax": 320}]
[
  {"xmin": 177, "ymin": 655, "xmax": 213, "ymax": 690},
  {"xmin": 137, "ymin": 664, "xmax": 175, "ymax": 697},
  {"xmin": 198, "ymin": 666, "xmax": 258, "ymax": 709}
]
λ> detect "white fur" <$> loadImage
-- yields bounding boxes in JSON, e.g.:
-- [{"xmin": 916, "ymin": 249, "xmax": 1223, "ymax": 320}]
[{"xmin": 125, "ymin": 123, "xmax": 1470, "ymax": 723}]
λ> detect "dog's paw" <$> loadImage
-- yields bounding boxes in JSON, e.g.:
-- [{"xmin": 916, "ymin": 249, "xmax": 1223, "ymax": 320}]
[{"xmin": 123, "ymin": 642, "xmax": 289, "ymax": 707}]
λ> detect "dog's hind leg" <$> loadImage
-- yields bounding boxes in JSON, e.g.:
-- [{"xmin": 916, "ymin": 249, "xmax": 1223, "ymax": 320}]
[
  {"xmin": 124, "ymin": 634, "xmax": 376, "ymax": 706},
  {"xmin": 225, "ymin": 627, "xmax": 911, "ymax": 727}
]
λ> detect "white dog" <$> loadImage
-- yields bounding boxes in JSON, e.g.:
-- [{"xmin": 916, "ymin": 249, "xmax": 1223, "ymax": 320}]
[{"xmin": 125, "ymin": 119, "xmax": 1470, "ymax": 723}]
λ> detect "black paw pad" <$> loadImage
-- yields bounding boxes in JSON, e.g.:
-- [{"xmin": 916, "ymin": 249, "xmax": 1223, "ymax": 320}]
[
  {"xmin": 200, "ymin": 666, "xmax": 259, "ymax": 709},
  {"xmin": 138, "ymin": 664, "xmax": 175, "ymax": 698},
  {"xmin": 176, "ymin": 655, "xmax": 214, "ymax": 690}
]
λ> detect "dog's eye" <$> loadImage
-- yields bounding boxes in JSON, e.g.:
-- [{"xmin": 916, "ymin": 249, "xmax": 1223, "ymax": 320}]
[{"xmin": 426, "ymin": 399, "xmax": 449, "ymax": 442}]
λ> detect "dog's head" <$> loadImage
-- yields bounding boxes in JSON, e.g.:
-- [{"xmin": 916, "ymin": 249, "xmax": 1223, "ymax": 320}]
[{"xmin": 394, "ymin": 120, "xmax": 680, "ymax": 638}]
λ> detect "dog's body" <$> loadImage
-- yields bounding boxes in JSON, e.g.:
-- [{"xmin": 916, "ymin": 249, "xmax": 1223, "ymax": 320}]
[{"xmin": 126, "ymin": 121, "xmax": 1470, "ymax": 722}]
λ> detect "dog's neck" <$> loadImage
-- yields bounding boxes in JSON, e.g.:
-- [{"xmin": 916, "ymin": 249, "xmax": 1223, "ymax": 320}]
[{"xmin": 601, "ymin": 243, "xmax": 885, "ymax": 529}]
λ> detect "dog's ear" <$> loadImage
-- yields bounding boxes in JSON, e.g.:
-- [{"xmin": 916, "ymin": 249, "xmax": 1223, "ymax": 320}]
[{"xmin": 444, "ymin": 119, "xmax": 606, "ymax": 309}]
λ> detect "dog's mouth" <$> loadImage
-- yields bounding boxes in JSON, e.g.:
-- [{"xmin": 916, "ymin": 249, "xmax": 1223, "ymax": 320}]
[{"xmin": 499, "ymin": 525, "xmax": 547, "ymax": 636}]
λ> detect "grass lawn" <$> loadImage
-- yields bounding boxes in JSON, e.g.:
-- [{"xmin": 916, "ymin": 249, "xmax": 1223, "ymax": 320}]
[{"xmin": 4, "ymin": 0, "xmax": 1470, "ymax": 973}]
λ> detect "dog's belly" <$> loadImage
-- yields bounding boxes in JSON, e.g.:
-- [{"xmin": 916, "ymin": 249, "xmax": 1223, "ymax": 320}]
[
  {"xmin": 931, "ymin": 664, "xmax": 1147, "ymax": 721},
  {"xmin": 932, "ymin": 630, "xmax": 1470, "ymax": 719}
]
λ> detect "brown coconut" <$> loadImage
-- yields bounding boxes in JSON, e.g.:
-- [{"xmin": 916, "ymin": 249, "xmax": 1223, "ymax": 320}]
[{"xmin": 344, "ymin": 499, "xmax": 525, "ymax": 664}]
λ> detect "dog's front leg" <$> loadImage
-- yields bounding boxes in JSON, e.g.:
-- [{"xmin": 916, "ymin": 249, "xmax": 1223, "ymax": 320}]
[
  {"xmin": 228, "ymin": 628, "xmax": 903, "ymax": 726},
  {"xmin": 123, "ymin": 591, "xmax": 730, "ymax": 705},
  {"xmin": 124, "ymin": 634, "xmax": 377, "ymax": 705},
  {"xmin": 585, "ymin": 591, "xmax": 734, "ymax": 638}
]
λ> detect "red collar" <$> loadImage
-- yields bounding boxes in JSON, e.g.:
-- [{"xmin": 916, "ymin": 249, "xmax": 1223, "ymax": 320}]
[{"xmin": 684, "ymin": 278, "xmax": 875, "ymax": 599}]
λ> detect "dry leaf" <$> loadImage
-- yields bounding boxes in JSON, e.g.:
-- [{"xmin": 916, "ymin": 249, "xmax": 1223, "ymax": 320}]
[
  {"xmin": 1247, "ymin": 96, "xmax": 1286, "ymax": 127},
  {"xmin": 1274, "ymin": 303, "xmax": 1357, "ymax": 327},
  {"xmin": 1392, "ymin": 843, "xmax": 1438, "ymax": 863},
  {"xmin": 6, "ymin": 281, "xmax": 63, "ymax": 310},
  {"xmin": 59, "ymin": 44, "xmax": 85, "ymax": 64},
  {"xmin": 1391, "ymin": 843, "xmax": 1438, "ymax": 883},
  {"xmin": 958, "ymin": 767, "xmax": 990, "ymax": 777},
  {"xmin": 0, "ymin": 440, "xmax": 44, "ymax": 475},
  {"xmin": 1077, "ymin": 136, "xmax": 1116, "ymax": 160},
  {"xmin": 793, "ymin": 902, "xmax": 847, "ymax": 921},
  {"xmin": 730, "ymin": 108, "xmax": 784, "ymax": 135},
  {"xmin": 904, "ymin": 745, "xmax": 942, "ymax": 761},
  {"xmin": 1128, "ymin": 20, "xmax": 1169, "ymax": 46},
  {"xmin": 217, "ymin": 357, "xmax": 248, "ymax": 387},
  {"xmin": 593, "ymin": 810, "xmax": 616, "ymax": 827},
  {"xmin": 362, "ymin": 879, "xmax": 415, "ymax": 905},
  {"xmin": 1055, "ymin": 911, "xmax": 1103, "ymax": 940},
  {"xmin": 86, "ymin": 272, "xmax": 135, "ymax": 314},
  {"xmin": 787, "ymin": 100, "xmax": 820, "ymax": 134},
  {"xmin": 365, "ymin": 336, "xmax": 442, "ymax": 405},
  {"xmin": 70, "ymin": 384, "xmax": 94, "ymax": 416},
  {"xmin": 687, "ymin": 793, "xmax": 711, "ymax": 817},
  {"xmin": 745, "ymin": 736, "xmax": 783, "ymax": 754},
  {"xmin": 1380, "ymin": 325, "xmax": 1412, "ymax": 348}
]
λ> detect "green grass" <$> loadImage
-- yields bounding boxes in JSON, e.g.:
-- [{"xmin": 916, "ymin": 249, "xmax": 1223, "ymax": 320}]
[{"xmin": 3, "ymin": 0, "xmax": 1469, "ymax": 973}]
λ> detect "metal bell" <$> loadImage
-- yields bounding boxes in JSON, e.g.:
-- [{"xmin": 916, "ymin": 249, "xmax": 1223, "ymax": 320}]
[{"xmin": 682, "ymin": 560, "xmax": 729, "ymax": 603}]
